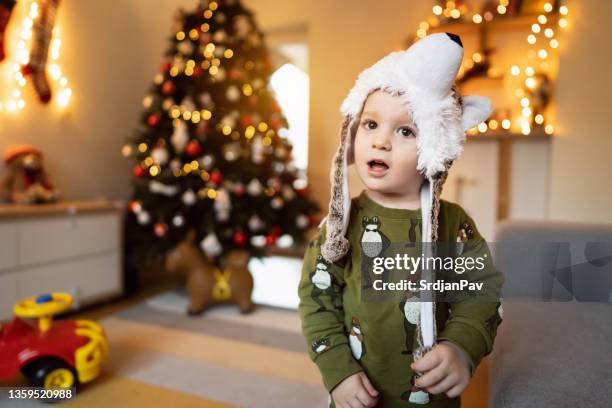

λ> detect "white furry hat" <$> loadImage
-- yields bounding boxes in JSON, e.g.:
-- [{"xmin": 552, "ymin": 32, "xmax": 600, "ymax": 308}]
[{"xmin": 320, "ymin": 33, "xmax": 492, "ymax": 351}]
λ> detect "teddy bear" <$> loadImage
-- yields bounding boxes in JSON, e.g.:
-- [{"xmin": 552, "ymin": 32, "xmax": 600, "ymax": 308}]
[{"xmin": 0, "ymin": 145, "xmax": 60, "ymax": 204}]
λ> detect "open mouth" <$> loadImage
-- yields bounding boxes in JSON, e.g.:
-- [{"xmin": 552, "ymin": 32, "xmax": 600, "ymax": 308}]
[{"xmin": 367, "ymin": 159, "xmax": 389, "ymax": 172}]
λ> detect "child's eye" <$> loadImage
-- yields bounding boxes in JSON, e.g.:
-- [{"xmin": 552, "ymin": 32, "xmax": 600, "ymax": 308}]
[
  {"xmin": 398, "ymin": 127, "xmax": 415, "ymax": 137},
  {"xmin": 362, "ymin": 120, "xmax": 377, "ymax": 130}
]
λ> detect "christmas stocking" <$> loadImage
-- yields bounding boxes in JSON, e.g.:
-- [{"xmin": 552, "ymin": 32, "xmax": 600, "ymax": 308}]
[
  {"xmin": 0, "ymin": 0, "xmax": 17, "ymax": 62},
  {"xmin": 21, "ymin": 0, "xmax": 60, "ymax": 103}
]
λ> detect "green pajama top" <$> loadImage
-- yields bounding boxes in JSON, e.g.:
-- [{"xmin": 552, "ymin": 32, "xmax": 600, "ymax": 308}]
[{"xmin": 298, "ymin": 190, "xmax": 504, "ymax": 407}]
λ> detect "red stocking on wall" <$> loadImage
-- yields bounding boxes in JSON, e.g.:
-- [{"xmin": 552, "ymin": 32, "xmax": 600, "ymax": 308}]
[
  {"xmin": 21, "ymin": 0, "xmax": 60, "ymax": 103},
  {"xmin": 0, "ymin": 0, "xmax": 17, "ymax": 62}
]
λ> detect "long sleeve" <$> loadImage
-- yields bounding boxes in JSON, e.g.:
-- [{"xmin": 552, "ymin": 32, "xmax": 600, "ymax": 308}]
[
  {"xmin": 437, "ymin": 210, "xmax": 505, "ymax": 376},
  {"xmin": 297, "ymin": 224, "xmax": 363, "ymax": 392}
]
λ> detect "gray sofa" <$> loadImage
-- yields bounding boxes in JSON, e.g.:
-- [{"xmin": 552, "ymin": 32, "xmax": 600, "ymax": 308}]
[{"xmin": 489, "ymin": 219, "xmax": 612, "ymax": 408}]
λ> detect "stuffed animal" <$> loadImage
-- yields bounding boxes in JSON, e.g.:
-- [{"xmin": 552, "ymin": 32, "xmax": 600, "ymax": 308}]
[
  {"xmin": 0, "ymin": 145, "xmax": 59, "ymax": 204},
  {"xmin": 165, "ymin": 229, "xmax": 256, "ymax": 315}
]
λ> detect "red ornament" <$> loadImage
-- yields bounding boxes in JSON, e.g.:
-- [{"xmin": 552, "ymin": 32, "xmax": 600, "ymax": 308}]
[
  {"xmin": 233, "ymin": 231, "xmax": 247, "ymax": 246},
  {"xmin": 160, "ymin": 62, "xmax": 171, "ymax": 73},
  {"xmin": 265, "ymin": 234, "xmax": 276, "ymax": 246},
  {"xmin": 154, "ymin": 222, "xmax": 168, "ymax": 237},
  {"xmin": 296, "ymin": 187, "xmax": 308, "ymax": 197},
  {"xmin": 162, "ymin": 81, "xmax": 175, "ymax": 95},
  {"xmin": 234, "ymin": 184, "xmax": 245, "ymax": 196},
  {"xmin": 147, "ymin": 113, "xmax": 161, "ymax": 127},
  {"xmin": 270, "ymin": 226, "xmax": 282, "ymax": 237},
  {"xmin": 209, "ymin": 170, "xmax": 223, "ymax": 184},
  {"xmin": 239, "ymin": 115, "xmax": 253, "ymax": 127},
  {"xmin": 185, "ymin": 141, "xmax": 202, "ymax": 156},
  {"xmin": 270, "ymin": 117, "xmax": 281, "ymax": 130},
  {"xmin": 132, "ymin": 165, "xmax": 145, "ymax": 178}
]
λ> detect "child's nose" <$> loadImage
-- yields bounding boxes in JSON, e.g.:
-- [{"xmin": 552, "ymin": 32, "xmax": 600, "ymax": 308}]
[{"xmin": 372, "ymin": 132, "xmax": 391, "ymax": 150}]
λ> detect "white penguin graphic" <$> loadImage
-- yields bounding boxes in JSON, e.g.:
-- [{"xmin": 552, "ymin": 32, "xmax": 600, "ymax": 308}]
[
  {"xmin": 404, "ymin": 298, "xmax": 420, "ymax": 325},
  {"xmin": 361, "ymin": 216, "xmax": 383, "ymax": 258},
  {"xmin": 312, "ymin": 259, "xmax": 331, "ymax": 290},
  {"xmin": 349, "ymin": 317, "xmax": 365, "ymax": 360},
  {"xmin": 409, "ymin": 389, "xmax": 430, "ymax": 404}
]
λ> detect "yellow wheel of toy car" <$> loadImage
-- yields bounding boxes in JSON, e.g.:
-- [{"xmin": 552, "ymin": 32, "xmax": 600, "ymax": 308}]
[
  {"xmin": 43, "ymin": 367, "xmax": 75, "ymax": 389},
  {"xmin": 14, "ymin": 293, "xmax": 73, "ymax": 319}
]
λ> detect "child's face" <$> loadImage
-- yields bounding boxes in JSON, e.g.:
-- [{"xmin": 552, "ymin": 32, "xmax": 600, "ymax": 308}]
[{"xmin": 354, "ymin": 90, "xmax": 424, "ymax": 196}]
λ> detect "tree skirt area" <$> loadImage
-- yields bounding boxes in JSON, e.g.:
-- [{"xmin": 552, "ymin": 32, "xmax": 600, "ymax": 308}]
[{"xmin": 0, "ymin": 289, "xmax": 328, "ymax": 408}]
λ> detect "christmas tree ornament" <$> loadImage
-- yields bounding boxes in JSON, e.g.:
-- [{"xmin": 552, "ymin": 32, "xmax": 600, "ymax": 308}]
[
  {"xmin": 171, "ymin": 120, "xmax": 190, "ymax": 152},
  {"xmin": 248, "ymin": 214, "xmax": 265, "ymax": 231},
  {"xmin": 21, "ymin": 0, "xmax": 61, "ymax": 103},
  {"xmin": 281, "ymin": 185, "xmax": 296, "ymax": 201},
  {"xmin": 132, "ymin": 165, "xmax": 145, "ymax": 178},
  {"xmin": 232, "ymin": 231, "xmax": 247, "ymax": 246},
  {"xmin": 182, "ymin": 189, "xmax": 197, "ymax": 205},
  {"xmin": 226, "ymin": 85, "xmax": 240, "ymax": 102},
  {"xmin": 149, "ymin": 180, "xmax": 179, "ymax": 196},
  {"xmin": 265, "ymin": 234, "xmax": 276, "ymax": 246},
  {"xmin": 270, "ymin": 196, "xmax": 284, "ymax": 209},
  {"xmin": 128, "ymin": 200, "xmax": 142, "ymax": 213},
  {"xmin": 213, "ymin": 188, "xmax": 231, "ymax": 221},
  {"xmin": 251, "ymin": 135, "xmax": 264, "ymax": 164},
  {"xmin": 151, "ymin": 146, "xmax": 169, "ymax": 165},
  {"xmin": 272, "ymin": 162, "xmax": 284, "ymax": 174},
  {"xmin": 209, "ymin": 170, "xmax": 223, "ymax": 184},
  {"xmin": 250, "ymin": 235, "xmax": 266, "ymax": 247},
  {"xmin": 160, "ymin": 61, "xmax": 171, "ymax": 73},
  {"xmin": 276, "ymin": 234, "xmax": 294, "ymax": 248},
  {"xmin": 147, "ymin": 113, "xmax": 161, "ymax": 126},
  {"xmin": 172, "ymin": 214, "xmax": 185, "ymax": 227},
  {"xmin": 295, "ymin": 214, "xmax": 310, "ymax": 229},
  {"xmin": 199, "ymin": 154, "xmax": 215, "ymax": 170},
  {"xmin": 162, "ymin": 80, "xmax": 176, "ymax": 95},
  {"xmin": 233, "ymin": 182, "xmax": 245, "ymax": 196},
  {"xmin": 137, "ymin": 210, "xmax": 151, "ymax": 225},
  {"xmin": 201, "ymin": 232, "xmax": 222, "ymax": 257},
  {"xmin": 154, "ymin": 222, "xmax": 168, "ymax": 237},
  {"xmin": 0, "ymin": 0, "xmax": 16, "ymax": 62},
  {"xmin": 185, "ymin": 140, "xmax": 202, "ymax": 156},
  {"xmin": 246, "ymin": 178, "xmax": 262, "ymax": 195}
]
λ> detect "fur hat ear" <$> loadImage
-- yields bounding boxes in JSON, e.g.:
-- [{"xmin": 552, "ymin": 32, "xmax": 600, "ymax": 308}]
[
  {"xmin": 321, "ymin": 116, "xmax": 353, "ymax": 262},
  {"xmin": 461, "ymin": 95, "xmax": 492, "ymax": 132}
]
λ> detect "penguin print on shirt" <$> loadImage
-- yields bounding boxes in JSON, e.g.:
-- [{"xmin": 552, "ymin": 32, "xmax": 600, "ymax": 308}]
[
  {"xmin": 399, "ymin": 296, "xmax": 420, "ymax": 355},
  {"xmin": 310, "ymin": 254, "xmax": 342, "ymax": 312},
  {"xmin": 349, "ymin": 317, "xmax": 366, "ymax": 360},
  {"xmin": 359, "ymin": 216, "xmax": 390, "ymax": 289}
]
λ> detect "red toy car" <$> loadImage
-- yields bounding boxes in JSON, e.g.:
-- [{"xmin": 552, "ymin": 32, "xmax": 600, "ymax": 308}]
[{"xmin": 0, "ymin": 293, "xmax": 108, "ymax": 390}]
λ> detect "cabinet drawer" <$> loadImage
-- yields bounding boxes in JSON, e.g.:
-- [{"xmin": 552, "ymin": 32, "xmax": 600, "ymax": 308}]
[
  {"xmin": 17, "ymin": 252, "xmax": 122, "ymax": 306},
  {"xmin": 18, "ymin": 212, "xmax": 119, "ymax": 266},
  {"xmin": 0, "ymin": 273, "xmax": 18, "ymax": 321},
  {"xmin": 0, "ymin": 223, "xmax": 18, "ymax": 271}
]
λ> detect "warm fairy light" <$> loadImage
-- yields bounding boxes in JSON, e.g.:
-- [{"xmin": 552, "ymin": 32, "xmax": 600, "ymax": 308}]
[
  {"xmin": 545, "ymin": 124, "xmax": 554, "ymax": 134},
  {"xmin": 535, "ymin": 114, "xmax": 544, "ymax": 124},
  {"xmin": 558, "ymin": 18, "xmax": 568, "ymax": 28},
  {"xmin": 544, "ymin": 3, "xmax": 553, "ymax": 13},
  {"xmin": 537, "ymin": 15, "xmax": 547, "ymax": 24},
  {"xmin": 497, "ymin": 5, "xmax": 507, "ymax": 14},
  {"xmin": 176, "ymin": 31, "xmax": 185, "ymax": 41},
  {"xmin": 544, "ymin": 28, "xmax": 554, "ymax": 38},
  {"xmin": 450, "ymin": 9, "xmax": 461, "ymax": 19},
  {"xmin": 472, "ymin": 52, "xmax": 482, "ymax": 63},
  {"xmin": 417, "ymin": 29, "xmax": 427, "ymax": 38},
  {"xmin": 472, "ymin": 13, "xmax": 483, "ymax": 24},
  {"xmin": 550, "ymin": 39, "xmax": 559, "ymax": 48},
  {"xmin": 525, "ymin": 66, "xmax": 535, "ymax": 76},
  {"xmin": 502, "ymin": 119, "xmax": 511, "ymax": 130},
  {"xmin": 527, "ymin": 34, "xmax": 537, "ymax": 44},
  {"xmin": 520, "ymin": 97, "xmax": 530, "ymax": 107},
  {"xmin": 531, "ymin": 23, "xmax": 541, "ymax": 33},
  {"xmin": 511, "ymin": 65, "xmax": 520, "ymax": 76},
  {"xmin": 223, "ymin": 49, "xmax": 234, "ymax": 58},
  {"xmin": 433, "ymin": 5, "xmax": 443, "ymax": 15},
  {"xmin": 138, "ymin": 143, "xmax": 148, "ymax": 153},
  {"xmin": 477, "ymin": 122, "xmax": 488, "ymax": 133},
  {"xmin": 525, "ymin": 77, "xmax": 536, "ymax": 89},
  {"xmin": 559, "ymin": 5, "xmax": 568, "ymax": 15},
  {"xmin": 538, "ymin": 49, "xmax": 548, "ymax": 59},
  {"xmin": 522, "ymin": 107, "xmax": 532, "ymax": 117},
  {"xmin": 489, "ymin": 119, "xmax": 499, "ymax": 130},
  {"xmin": 222, "ymin": 125, "xmax": 232, "ymax": 135}
]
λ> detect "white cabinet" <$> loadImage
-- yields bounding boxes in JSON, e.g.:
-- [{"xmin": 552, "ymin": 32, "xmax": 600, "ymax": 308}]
[{"xmin": 0, "ymin": 201, "xmax": 124, "ymax": 321}]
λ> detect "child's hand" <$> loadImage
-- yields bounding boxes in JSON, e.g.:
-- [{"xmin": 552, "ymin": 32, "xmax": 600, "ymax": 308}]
[
  {"xmin": 331, "ymin": 371, "xmax": 379, "ymax": 408},
  {"xmin": 410, "ymin": 342, "xmax": 471, "ymax": 398}
]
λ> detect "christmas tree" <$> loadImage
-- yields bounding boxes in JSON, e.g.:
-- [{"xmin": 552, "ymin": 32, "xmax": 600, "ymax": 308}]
[{"xmin": 123, "ymin": 0, "xmax": 320, "ymax": 277}]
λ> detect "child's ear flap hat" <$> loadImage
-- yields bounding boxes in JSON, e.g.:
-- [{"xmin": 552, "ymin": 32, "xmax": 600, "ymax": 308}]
[{"xmin": 321, "ymin": 32, "xmax": 492, "ymax": 263}]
